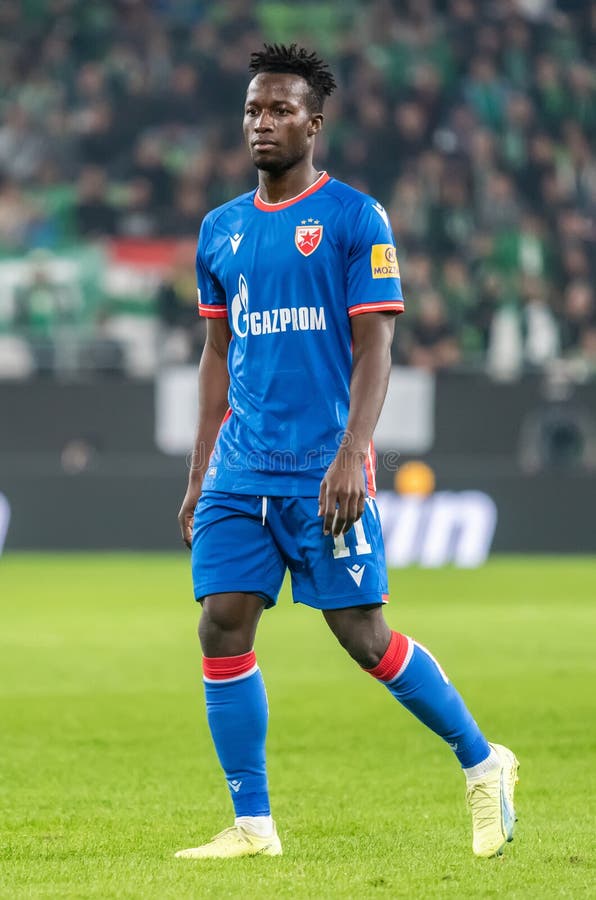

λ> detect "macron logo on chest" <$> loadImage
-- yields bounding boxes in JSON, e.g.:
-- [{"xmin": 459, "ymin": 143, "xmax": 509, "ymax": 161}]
[{"xmin": 229, "ymin": 232, "xmax": 244, "ymax": 254}]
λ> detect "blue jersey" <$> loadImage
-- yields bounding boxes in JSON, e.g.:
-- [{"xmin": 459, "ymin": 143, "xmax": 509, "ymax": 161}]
[{"xmin": 196, "ymin": 172, "xmax": 404, "ymax": 497}]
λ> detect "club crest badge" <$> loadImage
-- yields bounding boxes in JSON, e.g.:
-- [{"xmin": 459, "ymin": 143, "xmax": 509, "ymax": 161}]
[{"xmin": 295, "ymin": 220, "xmax": 323, "ymax": 257}]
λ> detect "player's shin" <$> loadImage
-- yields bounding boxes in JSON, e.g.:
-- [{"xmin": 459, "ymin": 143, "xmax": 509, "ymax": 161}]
[
  {"xmin": 363, "ymin": 631, "xmax": 493, "ymax": 769},
  {"xmin": 202, "ymin": 651, "xmax": 272, "ymax": 831}
]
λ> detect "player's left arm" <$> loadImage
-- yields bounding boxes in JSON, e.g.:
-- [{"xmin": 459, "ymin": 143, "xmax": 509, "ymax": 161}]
[{"xmin": 318, "ymin": 311, "xmax": 396, "ymax": 537}]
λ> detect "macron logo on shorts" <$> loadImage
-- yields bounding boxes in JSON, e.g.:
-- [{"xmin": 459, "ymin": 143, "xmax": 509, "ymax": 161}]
[{"xmin": 346, "ymin": 563, "xmax": 366, "ymax": 587}]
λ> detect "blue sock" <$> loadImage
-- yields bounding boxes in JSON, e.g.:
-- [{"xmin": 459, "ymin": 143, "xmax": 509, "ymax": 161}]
[
  {"xmin": 364, "ymin": 631, "xmax": 491, "ymax": 768},
  {"xmin": 203, "ymin": 650, "xmax": 270, "ymax": 816}
]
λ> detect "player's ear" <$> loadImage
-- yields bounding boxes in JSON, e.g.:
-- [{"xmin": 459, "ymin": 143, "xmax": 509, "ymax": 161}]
[{"xmin": 307, "ymin": 114, "xmax": 324, "ymax": 137}]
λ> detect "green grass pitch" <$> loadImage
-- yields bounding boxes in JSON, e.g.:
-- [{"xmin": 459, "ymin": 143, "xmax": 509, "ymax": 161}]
[{"xmin": 1, "ymin": 554, "xmax": 595, "ymax": 898}]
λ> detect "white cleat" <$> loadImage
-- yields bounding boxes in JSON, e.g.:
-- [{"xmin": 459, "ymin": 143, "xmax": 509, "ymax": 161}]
[
  {"xmin": 175, "ymin": 822, "xmax": 282, "ymax": 859},
  {"xmin": 467, "ymin": 742, "xmax": 519, "ymax": 858}
]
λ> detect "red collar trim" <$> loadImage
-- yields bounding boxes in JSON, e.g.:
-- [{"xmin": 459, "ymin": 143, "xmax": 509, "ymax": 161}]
[{"xmin": 253, "ymin": 171, "xmax": 330, "ymax": 211}]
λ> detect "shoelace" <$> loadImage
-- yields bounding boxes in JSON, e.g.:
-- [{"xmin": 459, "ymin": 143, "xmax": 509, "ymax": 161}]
[
  {"xmin": 466, "ymin": 782, "xmax": 501, "ymax": 829},
  {"xmin": 206, "ymin": 826, "xmax": 252, "ymax": 846}
]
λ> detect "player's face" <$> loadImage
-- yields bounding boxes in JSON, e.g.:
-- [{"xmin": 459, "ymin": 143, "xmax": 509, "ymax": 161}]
[{"xmin": 243, "ymin": 73, "xmax": 322, "ymax": 174}]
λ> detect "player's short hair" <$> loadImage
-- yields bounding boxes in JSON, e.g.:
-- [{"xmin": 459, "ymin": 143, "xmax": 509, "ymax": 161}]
[{"xmin": 248, "ymin": 43, "xmax": 337, "ymax": 113}]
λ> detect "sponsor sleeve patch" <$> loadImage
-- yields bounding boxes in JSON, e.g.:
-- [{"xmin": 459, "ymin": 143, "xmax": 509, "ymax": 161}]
[{"xmin": 370, "ymin": 244, "xmax": 400, "ymax": 279}]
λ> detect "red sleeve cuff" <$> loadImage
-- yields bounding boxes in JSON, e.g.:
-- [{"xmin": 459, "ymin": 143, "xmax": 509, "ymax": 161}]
[
  {"xmin": 198, "ymin": 303, "xmax": 228, "ymax": 319},
  {"xmin": 348, "ymin": 301, "xmax": 405, "ymax": 317}
]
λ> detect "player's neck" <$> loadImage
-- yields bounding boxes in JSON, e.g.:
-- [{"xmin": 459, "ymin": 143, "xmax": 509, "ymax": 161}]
[{"xmin": 256, "ymin": 162, "xmax": 321, "ymax": 205}]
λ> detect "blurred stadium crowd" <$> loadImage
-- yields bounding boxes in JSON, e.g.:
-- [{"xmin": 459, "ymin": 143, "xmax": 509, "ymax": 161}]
[{"xmin": 0, "ymin": 0, "xmax": 594, "ymax": 378}]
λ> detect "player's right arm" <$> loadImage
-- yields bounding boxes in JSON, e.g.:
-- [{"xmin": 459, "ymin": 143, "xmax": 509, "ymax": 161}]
[{"xmin": 177, "ymin": 317, "xmax": 231, "ymax": 549}]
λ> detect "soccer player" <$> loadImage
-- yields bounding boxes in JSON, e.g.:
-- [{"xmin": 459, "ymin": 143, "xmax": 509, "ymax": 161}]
[{"xmin": 176, "ymin": 44, "xmax": 518, "ymax": 860}]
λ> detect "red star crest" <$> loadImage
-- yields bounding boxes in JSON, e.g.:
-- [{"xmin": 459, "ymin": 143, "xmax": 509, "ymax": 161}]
[{"xmin": 295, "ymin": 221, "xmax": 323, "ymax": 257}]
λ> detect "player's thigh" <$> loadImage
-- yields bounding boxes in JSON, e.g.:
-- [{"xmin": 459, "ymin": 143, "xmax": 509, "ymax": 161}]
[
  {"xmin": 192, "ymin": 491, "xmax": 285, "ymax": 609},
  {"xmin": 283, "ymin": 496, "xmax": 389, "ymax": 609}
]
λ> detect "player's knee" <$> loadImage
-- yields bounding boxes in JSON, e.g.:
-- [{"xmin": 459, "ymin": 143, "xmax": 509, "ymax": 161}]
[
  {"xmin": 326, "ymin": 623, "xmax": 380, "ymax": 668},
  {"xmin": 341, "ymin": 634, "xmax": 385, "ymax": 669},
  {"xmin": 325, "ymin": 607, "xmax": 390, "ymax": 668},
  {"xmin": 198, "ymin": 610, "xmax": 240, "ymax": 655},
  {"xmin": 197, "ymin": 594, "xmax": 262, "ymax": 657}
]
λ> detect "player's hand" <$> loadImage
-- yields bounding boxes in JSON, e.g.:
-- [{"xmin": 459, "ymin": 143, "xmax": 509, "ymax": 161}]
[
  {"xmin": 178, "ymin": 488, "xmax": 201, "ymax": 550},
  {"xmin": 318, "ymin": 449, "xmax": 366, "ymax": 537}
]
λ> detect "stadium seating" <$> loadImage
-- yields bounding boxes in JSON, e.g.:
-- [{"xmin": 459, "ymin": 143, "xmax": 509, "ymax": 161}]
[{"xmin": 0, "ymin": 1, "xmax": 594, "ymax": 376}]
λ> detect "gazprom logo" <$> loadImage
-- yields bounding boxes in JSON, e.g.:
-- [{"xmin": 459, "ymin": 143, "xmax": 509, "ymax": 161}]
[
  {"xmin": 230, "ymin": 273, "xmax": 326, "ymax": 338},
  {"xmin": 231, "ymin": 274, "xmax": 249, "ymax": 338}
]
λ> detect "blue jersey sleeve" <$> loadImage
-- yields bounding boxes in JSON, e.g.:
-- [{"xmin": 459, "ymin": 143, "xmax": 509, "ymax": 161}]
[
  {"xmin": 196, "ymin": 217, "xmax": 227, "ymax": 319},
  {"xmin": 345, "ymin": 200, "xmax": 405, "ymax": 317}
]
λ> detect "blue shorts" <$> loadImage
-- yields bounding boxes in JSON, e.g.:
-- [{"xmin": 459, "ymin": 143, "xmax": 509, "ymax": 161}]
[{"xmin": 191, "ymin": 491, "xmax": 389, "ymax": 610}]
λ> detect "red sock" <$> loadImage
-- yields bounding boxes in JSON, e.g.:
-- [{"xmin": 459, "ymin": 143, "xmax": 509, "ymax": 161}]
[
  {"xmin": 363, "ymin": 631, "xmax": 410, "ymax": 682},
  {"xmin": 203, "ymin": 650, "xmax": 257, "ymax": 682}
]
